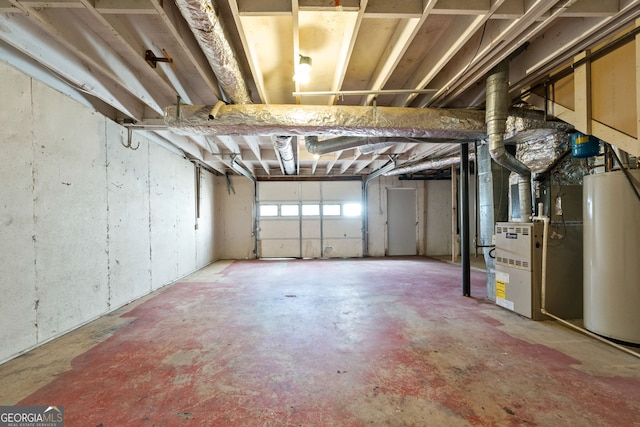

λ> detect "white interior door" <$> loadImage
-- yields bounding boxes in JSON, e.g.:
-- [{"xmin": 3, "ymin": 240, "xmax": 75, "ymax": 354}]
[{"xmin": 387, "ymin": 188, "xmax": 417, "ymax": 256}]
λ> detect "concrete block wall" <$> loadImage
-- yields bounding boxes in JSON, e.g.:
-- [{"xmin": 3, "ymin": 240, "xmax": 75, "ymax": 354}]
[{"xmin": 0, "ymin": 62, "xmax": 216, "ymax": 363}]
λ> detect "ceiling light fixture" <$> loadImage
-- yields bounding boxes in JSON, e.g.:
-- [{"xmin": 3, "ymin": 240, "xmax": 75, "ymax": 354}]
[{"xmin": 293, "ymin": 55, "xmax": 312, "ymax": 84}]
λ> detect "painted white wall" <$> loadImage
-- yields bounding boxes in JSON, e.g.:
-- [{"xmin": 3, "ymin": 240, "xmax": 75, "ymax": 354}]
[
  {"xmin": 0, "ymin": 62, "xmax": 217, "ymax": 363},
  {"xmin": 214, "ymin": 175, "xmax": 255, "ymax": 259},
  {"xmin": 366, "ymin": 177, "xmax": 426, "ymax": 257},
  {"xmin": 425, "ymin": 180, "xmax": 453, "ymax": 256},
  {"xmin": 424, "ymin": 171, "xmax": 478, "ymax": 257}
]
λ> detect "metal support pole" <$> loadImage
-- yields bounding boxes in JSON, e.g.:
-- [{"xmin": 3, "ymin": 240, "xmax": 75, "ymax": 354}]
[{"xmin": 461, "ymin": 143, "xmax": 471, "ymax": 296}]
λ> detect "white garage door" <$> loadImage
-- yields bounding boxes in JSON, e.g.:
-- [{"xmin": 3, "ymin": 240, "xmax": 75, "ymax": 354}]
[{"xmin": 257, "ymin": 181, "xmax": 362, "ymax": 258}]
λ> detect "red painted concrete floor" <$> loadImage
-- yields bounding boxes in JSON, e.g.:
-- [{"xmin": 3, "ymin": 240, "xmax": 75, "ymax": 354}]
[{"xmin": 1, "ymin": 258, "xmax": 639, "ymax": 426}]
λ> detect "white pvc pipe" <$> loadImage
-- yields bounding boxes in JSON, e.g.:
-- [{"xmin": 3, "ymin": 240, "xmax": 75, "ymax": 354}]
[{"xmin": 532, "ymin": 214, "xmax": 640, "ymax": 359}]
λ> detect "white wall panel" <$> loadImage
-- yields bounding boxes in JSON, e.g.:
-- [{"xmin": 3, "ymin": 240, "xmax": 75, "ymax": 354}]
[
  {"xmin": 31, "ymin": 80, "xmax": 109, "ymax": 342},
  {"xmin": 196, "ymin": 170, "xmax": 216, "ymax": 268},
  {"xmin": 0, "ymin": 64, "xmax": 38, "ymax": 358},
  {"xmin": 425, "ymin": 180, "xmax": 452, "ymax": 256},
  {"xmin": 149, "ymin": 144, "xmax": 179, "ymax": 289},
  {"xmin": 176, "ymin": 160, "xmax": 197, "ymax": 277},
  {"xmin": 0, "ymin": 62, "xmax": 217, "ymax": 363},
  {"xmin": 215, "ymin": 175, "xmax": 255, "ymax": 259},
  {"xmin": 106, "ymin": 122, "xmax": 151, "ymax": 308}
]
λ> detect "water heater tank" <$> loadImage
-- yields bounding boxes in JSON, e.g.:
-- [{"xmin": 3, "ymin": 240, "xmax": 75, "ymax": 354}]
[{"xmin": 584, "ymin": 170, "xmax": 640, "ymax": 344}]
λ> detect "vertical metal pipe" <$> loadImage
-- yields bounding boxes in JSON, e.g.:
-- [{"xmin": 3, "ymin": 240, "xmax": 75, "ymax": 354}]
[{"xmin": 461, "ymin": 143, "xmax": 471, "ymax": 297}]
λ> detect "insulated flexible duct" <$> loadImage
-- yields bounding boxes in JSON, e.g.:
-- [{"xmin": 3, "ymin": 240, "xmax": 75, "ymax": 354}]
[
  {"xmin": 486, "ymin": 61, "xmax": 532, "ymax": 220},
  {"xmin": 165, "ymin": 104, "xmax": 487, "ymax": 138},
  {"xmin": 384, "ymin": 153, "xmax": 476, "ymax": 176},
  {"xmin": 273, "ymin": 136, "xmax": 296, "ymax": 175},
  {"xmin": 175, "ymin": 0, "xmax": 296, "ymax": 175},
  {"xmin": 175, "ymin": 0, "xmax": 252, "ymax": 104}
]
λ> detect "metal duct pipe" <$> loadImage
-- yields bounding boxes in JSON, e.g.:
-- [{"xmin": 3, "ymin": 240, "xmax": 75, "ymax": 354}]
[
  {"xmin": 305, "ymin": 136, "xmax": 454, "ymax": 155},
  {"xmin": 273, "ymin": 136, "xmax": 296, "ymax": 175},
  {"xmin": 306, "ymin": 136, "xmax": 382, "ymax": 155},
  {"xmin": 165, "ymin": 104, "xmax": 487, "ymax": 138},
  {"xmin": 384, "ymin": 152, "xmax": 476, "ymax": 176},
  {"xmin": 358, "ymin": 141, "xmax": 400, "ymax": 155},
  {"xmin": 175, "ymin": 0, "xmax": 252, "ymax": 104},
  {"xmin": 486, "ymin": 61, "xmax": 532, "ymax": 221}
]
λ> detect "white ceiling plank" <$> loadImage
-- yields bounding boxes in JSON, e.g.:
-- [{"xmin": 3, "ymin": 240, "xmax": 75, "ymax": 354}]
[
  {"xmin": 94, "ymin": 0, "xmax": 157, "ymax": 14},
  {"xmin": 214, "ymin": 135, "xmax": 242, "ymax": 155},
  {"xmin": 395, "ymin": 0, "xmax": 511, "ymax": 107},
  {"xmin": 149, "ymin": 0, "xmax": 223, "ymax": 102},
  {"xmin": 431, "ymin": 0, "xmax": 491, "ymax": 15},
  {"xmin": 361, "ymin": 0, "xmax": 439, "ymax": 106},
  {"xmin": 0, "ymin": 0, "xmax": 22, "ymax": 12},
  {"xmin": 6, "ymin": 5, "xmax": 172, "ymax": 116},
  {"xmin": 15, "ymin": 0, "xmax": 84, "ymax": 7},
  {"xmin": 325, "ymin": 151, "xmax": 341, "ymax": 174},
  {"xmin": 393, "ymin": 14, "xmax": 485, "ymax": 107},
  {"xmin": 425, "ymin": 0, "xmax": 564, "ymax": 107},
  {"xmin": 0, "ymin": 13, "xmax": 145, "ymax": 118},
  {"xmin": 299, "ymin": 0, "xmax": 359, "ymax": 11},
  {"xmin": 236, "ymin": 0, "xmax": 291, "ymax": 15},
  {"xmin": 327, "ymin": 0, "xmax": 368, "ymax": 106},
  {"xmin": 364, "ymin": 0, "xmax": 423, "ymax": 18},
  {"xmin": 235, "ymin": 13, "xmax": 283, "ymax": 104},
  {"xmin": 361, "ymin": 17, "xmax": 421, "ymax": 106},
  {"xmin": 0, "ymin": 39, "xmax": 117, "ymax": 114},
  {"xmin": 561, "ymin": 0, "xmax": 619, "ymax": 17},
  {"xmin": 492, "ymin": 0, "xmax": 525, "ymax": 19},
  {"xmin": 242, "ymin": 135, "xmax": 272, "ymax": 174},
  {"xmin": 509, "ymin": 16, "xmax": 620, "ymax": 92},
  {"xmin": 231, "ymin": 1, "xmax": 271, "ymax": 104}
]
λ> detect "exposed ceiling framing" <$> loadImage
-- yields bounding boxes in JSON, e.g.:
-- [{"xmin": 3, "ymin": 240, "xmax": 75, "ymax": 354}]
[{"xmin": 0, "ymin": 0, "xmax": 638, "ymax": 177}]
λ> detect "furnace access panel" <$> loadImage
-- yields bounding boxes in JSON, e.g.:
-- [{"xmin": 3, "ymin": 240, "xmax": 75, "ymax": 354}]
[{"xmin": 494, "ymin": 222, "xmax": 544, "ymax": 320}]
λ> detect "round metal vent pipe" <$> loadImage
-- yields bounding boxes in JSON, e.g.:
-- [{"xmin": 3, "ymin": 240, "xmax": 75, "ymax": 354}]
[
  {"xmin": 384, "ymin": 153, "xmax": 476, "ymax": 176},
  {"xmin": 273, "ymin": 136, "xmax": 296, "ymax": 175},
  {"xmin": 486, "ymin": 61, "xmax": 532, "ymax": 220}
]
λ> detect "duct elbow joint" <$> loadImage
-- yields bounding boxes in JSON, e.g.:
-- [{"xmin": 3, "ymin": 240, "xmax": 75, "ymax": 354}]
[{"xmin": 304, "ymin": 136, "xmax": 319, "ymax": 154}]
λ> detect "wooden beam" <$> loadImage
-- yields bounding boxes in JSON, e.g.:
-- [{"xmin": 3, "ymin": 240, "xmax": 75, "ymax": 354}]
[
  {"xmin": 431, "ymin": 0, "xmax": 490, "ymax": 15},
  {"xmin": 299, "ymin": 0, "xmax": 359, "ymax": 11},
  {"xmin": 573, "ymin": 51, "xmax": 592, "ymax": 135},
  {"xmin": 364, "ymin": 0, "xmax": 423, "ymax": 18},
  {"xmin": 14, "ymin": 0, "xmax": 84, "ymax": 7},
  {"xmin": 236, "ymin": 0, "xmax": 291, "ymax": 15},
  {"xmin": 562, "ymin": 0, "xmax": 619, "ymax": 17},
  {"xmin": 94, "ymin": 0, "xmax": 157, "ymax": 14},
  {"xmin": 0, "ymin": 0, "xmax": 22, "ymax": 12}
]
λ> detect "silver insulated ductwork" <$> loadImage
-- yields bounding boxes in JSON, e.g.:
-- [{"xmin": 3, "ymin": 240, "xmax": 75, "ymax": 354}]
[
  {"xmin": 273, "ymin": 136, "xmax": 296, "ymax": 175},
  {"xmin": 384, "ymin": 153, "xmax": 476, "ymax": 176},
  {"xmin": 165, "ymin": 104, "xmax": 487, "ymax": 138},
  {"xmin": 486, "ymin": 61, "xmax": 532, "ymax": 221},
  {"xmin": 176, "ymin": 0, "xmax": 296, "ymax": 175},
  {"xmin": 175, "ymin": 0, "xmax": 252, "ymax": 104}
]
